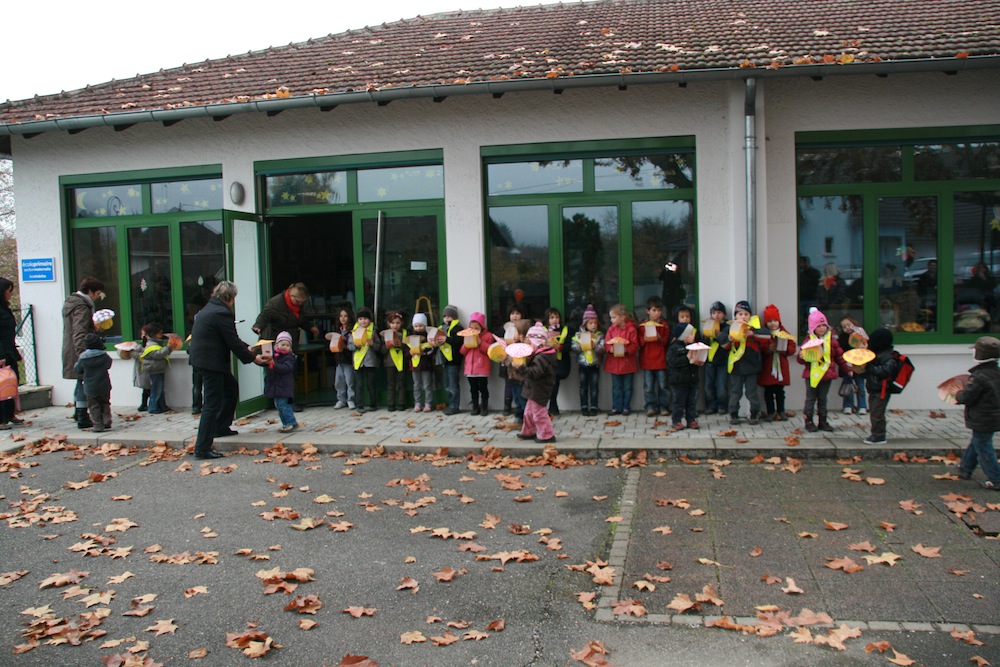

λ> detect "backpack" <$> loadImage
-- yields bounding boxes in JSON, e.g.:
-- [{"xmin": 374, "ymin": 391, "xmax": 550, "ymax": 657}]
[{"xmin": 883, "ymin": 351, "xmax": 915, "ymax": 396}]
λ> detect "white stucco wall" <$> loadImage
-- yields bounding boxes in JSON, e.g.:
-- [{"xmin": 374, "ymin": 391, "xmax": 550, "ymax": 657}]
[{"xmin": 10, "ymin": 69, "xmax": 999, "ymax": 410}]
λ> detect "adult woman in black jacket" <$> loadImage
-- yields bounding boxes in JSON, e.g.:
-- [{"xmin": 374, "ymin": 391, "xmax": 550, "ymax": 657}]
[{"xmin": 0, "ymin": 277, "xmax": 23, "ymax": 427}]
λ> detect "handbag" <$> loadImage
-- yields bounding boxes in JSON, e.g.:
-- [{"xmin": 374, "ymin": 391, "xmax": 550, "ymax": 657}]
[{"xmin": 837, "ymin": 378, "xmax": 857, "ymax": 397}]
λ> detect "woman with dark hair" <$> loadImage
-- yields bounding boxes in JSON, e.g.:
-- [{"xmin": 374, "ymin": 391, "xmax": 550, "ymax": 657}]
[
  {"xmin": 62, "ymin": 276, "xmax": 105, "ymax": 429},
  {"xmin": 0, "ymin": 277, "xmax": 24, "ymax": 428}
]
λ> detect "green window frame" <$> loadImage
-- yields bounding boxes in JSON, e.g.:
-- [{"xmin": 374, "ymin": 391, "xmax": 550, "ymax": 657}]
[
  {"xmin": 483, "ymin": 137, "xmax": 697, "ymax": 327},
  {"xmin": 61, "ymin": 166, "xmax": 225, "ymax": 344},
  {"xmin": 796, "ymin": 126, "xmax": 1000, "ymax": 343}
]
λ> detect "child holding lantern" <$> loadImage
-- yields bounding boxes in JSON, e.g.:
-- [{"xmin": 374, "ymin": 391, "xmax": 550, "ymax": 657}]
[
  {"xmin": 381, "ymin": 312, "xmax": 408, "ymax": 412},
  {"xmin": 509, "ymin": 322, "xmax": 557, "ymax": 443},
  {"xmin": 603, "ymin": 304, "xmax": 639, "ymax": 415},
  {"xmin": 667, "ymin": 322, "xmax": 702, "ymax": 429},
  {"xmin": 571, "ymin": 304, "xmax": 604, "ymax": 416},
  {"xmin": 758, "ymin": 304, "xmax": 797, "ymax": 422},
  {"xmin": 797, "ymin": 307, "xmax": 851, "ymax": 432},
  {"xmin": 459, "ymin": 312, "xmax": 495, "ymax": 415},
  {"xmin": 347, "ymin": 307, "xmax": 381, "ymax": 412},
  {"xmin": 409, "ymin": 313, "xmax": 436, "ymax": 412},
  {"xmin": 717, "ymin": 300, "xmax": 765, "ymax": 425}
]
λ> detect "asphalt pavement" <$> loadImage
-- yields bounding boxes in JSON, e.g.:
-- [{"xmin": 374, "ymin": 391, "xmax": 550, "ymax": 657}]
[{"xmin": 0, "ymin": 404, "xmax": 997, "ymax": 666}]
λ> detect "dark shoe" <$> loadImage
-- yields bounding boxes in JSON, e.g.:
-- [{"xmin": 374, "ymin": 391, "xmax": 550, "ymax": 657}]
[
  {"xmin": 729, "ymin": 414, "xmax": 741, "ymax": 425},
  {"xmin": 981, "ymin": 480, "xmax": 999, "ymax": 491},
  {"xmin": 76, "ymin": 408, "xmax": 93, "ymax": 429},
  {"xmin": 687, "ymin": 421, "xmax": 700, "ymax": 430},
  {"xmin": 387, "ymin": 405, "xmax": 397, "ymax": 412},
  {"xmin": 194, "ymin": 450, "xmax": 224, "ymax": 459},
  {"xmin": 672, "ymin": 422, "xmax": 684, "ymax": 430},
  {"xmin": 91, "ymin": 424, "xmax": 105, "ymax": 433},
  {"xmin": 647, "ymin": 409, "xmax": 658, "ymax": 418},
  {"xmin": 444, "ymin": 407, "xmax": 458, "ymax": 416},
  {"xmin": 772, "ymin": 412, "xmax": 783, "ymax": 422},
  {"xmin": 138, "ymin": 405, "xmax": 148, "ymax": 412},
  {"xmin": 215, "ymin": 429, "xmax": 238, "ymax": 438},
  {"xmin": 293, "ymin": 404, "xmax": 304, "ymax": 413},
  {"xmin": 747, "ymin": 414, "xmax": 760, "ymax": 426},
  {"xmin": 805, "ymin": 418, "xmax": 819, "ymax": 432},
  {"xmin": 535, "ymin": 436, "xmax": 557, "ymax": 443},
  {"xmin": 818, "ymin": 420, "xmax": 834, "ymax": 432},
  {"xmin": 516, "ymin": 432, "xmax": 536, "ymax": 440},
  {"xmin": 471, "ymin": 405, "xmax": 481, "ymax": 416},
  {"xmin": 480, "ymin": 404, "xmax": 489, "ymax": 416},
  {"xmin": 502, "ymin": 406, "xmax": 512, "ymax": 417},
  {"xmin": 957, "ymin": 470, "xmax": 972, "ymax": 480},
  {"xmin": 191, "ymin": 408, "xmax": 201, "ymax": 415},
  {"xmin": 862, "ymin": 435, "xmax": 887, "ymax": 445},
  {"xmin": 622, "ymin": 409, "xmax": 631, "ymax": 416},
  {"xmin": 367, "ymin": 406, "xmax": 378, "ymax": 412},
  {"xmin": 609, "ymin": 410, "xmax": 620, "ymax": 416}
]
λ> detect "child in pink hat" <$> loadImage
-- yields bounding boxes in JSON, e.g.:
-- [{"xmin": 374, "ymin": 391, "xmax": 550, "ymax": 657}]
[
  {"xmin": 510, "ymin": 322, "xmax": 557, "ymax": 443},
  {"xmin": 796, "ymin": 308, "xmax": 851, "ymax": 432}
]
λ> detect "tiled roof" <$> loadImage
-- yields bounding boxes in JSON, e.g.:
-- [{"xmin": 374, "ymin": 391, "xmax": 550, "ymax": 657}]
[{"xmin": 2, "ymin": 0, "xmax": 999, "ymax": 129}]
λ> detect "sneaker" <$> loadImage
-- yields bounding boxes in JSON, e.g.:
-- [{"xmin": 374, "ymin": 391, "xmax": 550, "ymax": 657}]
[
  {"xmin": 414, "ymin": 405, "xmax": 422, "ymax": 413},
  {"xmin": 748, "ymin": 414, "xmax": 760, "ymax": 426},
  {"xmin": 609, "ymin": 410, "xmax": 620, "ymax": 416},
  {"xmin": 622, "ymin": 409, "xmax": 631, "ymax": 416},
  {"xmin": 660, "ymin": 408, "xmax": 671, "ymax": 416},
  {"xmin": 279, "ymin": 424, "xmax": 298, "ymax": 433},
  {"xmin": 444, "ymin": 407, "xmax": 458, "ymax": 415},
  {"xmin": 334, "ymin": 401, "xmax": 347, "ymax": 409},
  {"xmin": 423, "ymin": 405, "xmax": 432, "ymax": 412},
  {"xmin": 843, "ymin": 407, "xmax": 853, "ymax": 415},
  {"xmin": 862, "ymin": 435, "xmax": 887, "ymax": 445},
  {"xmin": 858, "ymin": 408, "xmax": 868, "ymax": 416},
  {"xmin": 687, "ymin": 421, "xmax": 699, "ymax": 430},
  {"xmin": 672, "ymin": 422, "xmax": 684, "ymax": 430},
  {"xmin": 647, "ymin": 409, "xmax": 658, "ymax": 418},
  {"xmin": 981, "ymin": 480, "xmax": 999, "ymax": 491},
  {"xmin": 729, "ymin": 414, "xmax": 741, "ymax": 425},
  {"xmin": 516, "ymin": 432, "xmax": 536, "ymax": 440},
  {"xmin": 957, "ymin": 469, "xmax": 972, "ymax": 480},
  {"xmin": 348, "ymin": 402, "xmax": 357, "ymax": 410}
]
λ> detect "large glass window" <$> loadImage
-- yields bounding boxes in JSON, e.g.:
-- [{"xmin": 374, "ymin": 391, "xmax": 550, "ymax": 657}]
[
  {"xmin": 631, "ymin": 201, "xmax": 696, "ymax": 316},
  {"xmin": 128, "ymin": 227, "xmax": 173, "ymax": 335},
  {"xmin": 71, "ymin": 227, "xmax": 121, "ymax": 340},
  {"xmin": 952, "ymin": 192, "xmax": 1000, "ymax": 334},
  {"xmin": 796, "ymin": 146, "xmax": 901, "ymax": 186},
  {"xmin": 71, "ymin": 185, "xmax": 143, "ymax": 218},
  {"xmin": 915, "ymin": 143, "xmax": 1000, "ymax": 181},
  {"xmin": 563, "ymin": 206, "xmax": 619, "ymax": 323},
  {"xmin": 878, "ymin": 197, "xmax": 938, "ymax": 332},
  {"xmin": 180, "ymin": 221, "xmax": 225, "ymax": 336},
  {"xmin": 151, "ymin": 179, "xmax": 222, "ymax": 213},
  {"xmin": 488, "ymin": 206, "xmax": 549, "ymax": 326},
  {"xmin": 360, "ymin": 214, "xmax": 440, "ymax": 326},
  {"xmin": 265, "ymin": 171, "xmax": 347, "ymax": 208},
  {"xmin": 357, "ymin": 166, "xmax": 444, "ymax": 202},
  {"xmin": 486, "ymin": 160, "xmax": 583, "ymax": 196},
  {"xmin": 595, "ymin": 155, "xmax": 694, "ymax": 191}
]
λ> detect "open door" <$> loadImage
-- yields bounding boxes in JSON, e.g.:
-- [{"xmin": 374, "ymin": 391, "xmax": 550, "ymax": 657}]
[{"xmin": 226, "ymin": 210, "xmax": 269, "ymax": 416}]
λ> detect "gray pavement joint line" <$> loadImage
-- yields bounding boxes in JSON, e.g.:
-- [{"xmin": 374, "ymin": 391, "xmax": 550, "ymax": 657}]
[{"xmin": 592, "ymin": 467, "xmax": 1000, "ymax": 636}]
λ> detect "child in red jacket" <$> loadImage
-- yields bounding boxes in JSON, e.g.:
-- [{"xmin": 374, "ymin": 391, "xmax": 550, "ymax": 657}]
[
  {"xmin": 758, "ymin": 304, "xmax": 797, "ymax": 422},
  {"xmin": 460, "ymin": 311, "xmax": 495, "ymax": 416},
  {"xmin": 639, "ymin": 296, "xmax": 671, "ymax": 417},
  {"xmin": 604, "ymin": 304, "xmax": 639, "ymax": 415},
  {"xmin": 797, "ymin": 307, "xmax": 851, "ymax": 432}
]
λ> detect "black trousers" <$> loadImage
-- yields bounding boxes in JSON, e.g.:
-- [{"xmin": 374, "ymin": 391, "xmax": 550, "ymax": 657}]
[
  {"xmin": 194, "ymin": 368, "xmax": 237, "ymax": 454},
  {"xmin": 191, "ymin": 365, "xmax": 204, "ymax": 411}
]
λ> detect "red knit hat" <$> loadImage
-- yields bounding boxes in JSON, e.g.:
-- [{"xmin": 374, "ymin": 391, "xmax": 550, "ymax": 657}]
[{"xmin": 763, "ymin": 304, "xmax": 781, "ymax": 323}]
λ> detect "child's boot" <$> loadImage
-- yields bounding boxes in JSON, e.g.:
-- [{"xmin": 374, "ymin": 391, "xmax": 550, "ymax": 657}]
[
  {"xmin": 76, "ymin": 408, "xmax": 93, "ymax": 429},
  {"xmin": 818, "ymin": 414, "xmax": 834, "ymax": 432},
  {"xmin": 138, "ymin": 389, "xmax": 149, "ymax": 412},
  {"xmin": 804, "ymin": 414, "xmax": 818, "ymax": 432},
  {"xmin": 502, "ymin": 397, "xmax": 512, "ymax": 416},
  {"xmin": 471, "ymin": 400, "xmax": 481, "ymax": 416},
  {"xmin": 480, "ymin": 401, "xmax": 488, "ymax": 417}
]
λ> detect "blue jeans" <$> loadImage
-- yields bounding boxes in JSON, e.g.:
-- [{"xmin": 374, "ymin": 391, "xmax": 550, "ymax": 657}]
[
  {"xmin": 148, "ymin": 374, "xmax": 167, "ymax": 413},
  {"xmin": 611, "ymin": 373, "xmax": 633, "ymax": 413},
  {"xmin": 579, "ymin": 366, "xmax": 600, "ymax": 411},
  {"xmin": 334, "ymin": 363, "xmax": 356, "ymax": 405},
  {"xmin": 960, "ymin": 430, "xmax": 1000, "ymax": 484},
  {"xmin": 443, "ymin": 364, "xmax": 461, "ymax": 411},
  {"xmin": 841, "ymin": 375, "xmax": 868, "ymax": 411},
  {"xmin": 704, "ymin": 363, "xmax": 728, "ymax": 413},
  {"xmin": 274, "ymin": 397, "xmax": 297, "ymax": 428},
  {"xmin": 511, "ymin": 382, "xmax": 525, "ymax": 420},
  {"xmin": 643, "ymin": 369, "xmax": 670, "ymax": 411}
]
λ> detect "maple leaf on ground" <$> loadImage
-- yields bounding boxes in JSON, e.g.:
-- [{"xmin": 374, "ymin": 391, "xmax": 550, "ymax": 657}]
[
  {"xmin": 299, "ymin": 619, "xmax": 318, "ymax": 630},
  {"xmin": 343, "ymin": 606, "xmax": 376, "ymax": 618},
  {"xmin": 39, "ymin": 569, "xmax": 89, "ymax": 589},
  {"xmin": 188, "ymin": 647, "xmax": 208, "ymax": 658},
  {"xmin": 823, "ymin": 520, "xmax": 849, "ymax": 531},
  {"xmin": 108, "ymin": 572, "xmax": 135, "ymax": 584},
  {"xmin": 888, "ymin": 649, "xmax": 916, "ymax": 666},
  {"xmin": 633, "ymin": 580, "xmax": 655, "ymax": 592},
  {"xmin": 397, "ymin": 577, "xmax": 420, "ymax": 593},
  {"xmin": 400, "ymin": 630, "xmax": 427, "ymax": 644},
  {"xmin": 184, "ymin": 586, "xmax": 208, "ymax": 598},
  {"xmin": 613, "ymin": 598, "xmax": 647, "ymax": 617},
  {"xmin": 146, "ymin": 619, "xmax": 178, "ymax": 636},
  {"xmin": 589, "ymin": 566, "xmax": 616, "ymax": 586},
  {"xmin": 80, "ymin": 589, "xmax": 115, "ymax": 607},
  {"xmin": 898, "ymin": 499, "xmax": 924, "ymax": 514},
  {"xmin": 863, "ymin": 552, "xmax": 902, "ymax": 567},
  {"xmin": 971, "ymin": 657, "xmax": 992, "ymax": 667},
  {"xmin": 782, "ymin": 578, "xmax": 804, "ymax": 594},
  {"xmin": 789, "ymin": 627, "xmax": 813, "ymax": 643},
  {"xmin": 865, "ymin": 641, "xmax": 891, "ymax": 653},
  {"xmin": 912, "ymin": 544, "xmax": 942, "ymax": 558},
  {"xmin": 284, "ymin": 594, "xmax": 322, "ymax": 614},
  {"xmin": 486, "ymin": 619, "xmax": 505, "ymax": 632},
  {"xmin": 433, "ymin": 567, "xmax": 463, "ymax": 582},
  {"xmin": 337, "ymin": 654, "xmax": 378, "ymax": 667},
  {"xmin": 825, "ymin": 556, "xmax": 864, "ymax": 573},
  {"xmin": 431, "ymin": 630, "xmax": 460, "ymax": 646},
  {"xmin": 749, "ymin": 546, "xmax": 763, "ymax": 557},
  {"xmin": 951, "ymin": 629, "xmax": 985, "ymax": 646},
  {"xmin": 790, "ymin": 608, "xmax": 835, "ymax": 626},
  {"xmin": 570, "ymin": 640, "xmax": 611, "ymax": 667},
  {"xmin": 848, "ymin": 540, "xmax": 876, "ymax": 553},
  {"xmin": 667, "ymin": 593, "xmax": 700, "ymax": 614}
]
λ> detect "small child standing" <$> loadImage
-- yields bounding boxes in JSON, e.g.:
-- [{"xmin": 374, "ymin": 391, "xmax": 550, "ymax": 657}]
[
  {"xmin": 797, "ymin": 308, "xmax": 851, "ymax": 432},
  {"xmin": 437, "ymin": 305, "xmax": 464, "ymax": 415},
  {"xmin": 348, "ymin": 307, "xmax": 381, "ymax": 412},
  {"xmin": 758, "ymin": 304, "xmax": 797, "ymax": 421},
  {"xmin": 460, "ymin": 312, "xmax": 495, "ymax": 415},
  {"xmin": 512, "ymin": 322, "xmax": 558, "ymax": 443},
  {"xmin": 861, "ymin": 328, "xmax": 900, "ymax": 445},
  {"xmin": 571, "ymin": 304, "xmax": 604, "ymax": 416},
  {"xmin": 74, "ymin": 333, "xmax": 112, "ymax": 432},
  {"xmin": 132, "ymin": 325, "xmax": 151, "ymax": 412},
  {"xmin": 639, "ymin": 297, "xmax": 671, "ymax": 418},
  {"xmin": 410, "ymin": 313, "xmax": 435, "ymax": 412},
  {"xmin": 837, "ymin": 315, "xmax": 868, "ymax": 415},
  {"xmin": 667, "ymin": 323, "xmax": 700, "ymax": 429},
  {"xmin": 382, "ymin": 312, "xmax": 408, "ymax": 412},
  {"xmin": 956, "ymin": 336, "xmax": 1000, "ymax": 489},
  {"xmin": 265, "ymin": 331, "xmax": 299, "ymax": 432},
  {"xmin": 500, "ymin": 305, "xmax": 525, "ymax": 418},
  {"xmin": 718, "ymin": 301, "xmax": 764, "ymax": 425},
  {"xmin": 703, "ymin": 301, "xmax": 729, "ymax": 415},
  {"xmin": 544, "ymin": 307, "xmax": 571, "ymax": 416},
  {"xmin": 604, "ymin": 304, "xmax": 639, "ymax": 415},
  {"xmin": 332, "ymin": 307, "xmax": 356, "ymax": 410},
  {"xmin": 139, "ymin": 323, "xmax": 172, "ymax": 414}
]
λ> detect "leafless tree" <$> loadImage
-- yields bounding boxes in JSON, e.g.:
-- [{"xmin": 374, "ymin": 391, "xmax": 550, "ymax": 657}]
[{"xmin": 0, "ymin": 159, "xmax": 18, "ymax": 306}]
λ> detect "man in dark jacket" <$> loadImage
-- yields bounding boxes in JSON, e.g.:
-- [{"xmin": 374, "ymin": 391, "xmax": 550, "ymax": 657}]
[
  {"xmin": 862, "ymin": 328, "xmax": 900, "ymax": 445},
  {"xmin": 189, "ymin": 281, "xmax": 268, "ymax": 459},
  {"xmin": 956, "ymin": 336, "xmax": 1000, "ymax": 489},
  {"xmin": 62, "ymin": 276, "xmax": 104, "ymax": 429}
]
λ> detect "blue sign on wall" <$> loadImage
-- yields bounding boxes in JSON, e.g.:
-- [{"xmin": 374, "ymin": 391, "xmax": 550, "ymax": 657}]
[{"xmin": 21, "ymin": 258, "xmax": 55, "ymax": 283}]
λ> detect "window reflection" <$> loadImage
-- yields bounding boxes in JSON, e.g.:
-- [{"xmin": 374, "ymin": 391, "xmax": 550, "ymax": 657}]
[
  {"xmin": 952, "ymin": 191, "xmax": 1000, "ymax": 333},
  {"xmin": 360, "ymin": 215, "xmax": 439, "ymax": 325},
  {"xmin": 915, "ymin": 143, "xmax": 1000, "ymax": 181},
  {"xmin": 72, "ymin": 185, "xmax": 143, "ymax": 218},
  {"xmin": 877, "ymin": 197, "xmax": 938, "ymax": 332},
  {"xmin": 152, "ymin": 179, "xmax": 223, "ymax": 213},
  {"xmin": 487, "ymin": 161, "xmax": 583, "ymax": 196},
  {"xmin": 128, "ymin": 227, "xmax": 173, "ymax": 337},
  {"xmin": 181, "ymin": 221, "xmax": 225, "ymax": 337},
  {"xmin": 796, "ymin": 146, "xmax": 901, "ymax": 185},
  {"xmin": 357, "ymin": 166, "xmax": 443, "ymax": 202},
  {"xmin": 266, "ymin": 171, "xmax": 347, "ymax": 208},
  {"xmin": 595, "ymin": 154, "xmax": 694, "ymax": 191},
  {"xmin": 632, "ymin": 201, "xmax": 695, "ymax": 317},
  {"xmin": 72, "ymin": 227, "xmax": 121, "ymax": 341},
  {"xmin": 563, "ymin": 206, "xmax": 618, "ymax": 325},
  {"xmin": 488, "ymin": 206, "xmax": 549, "ymax": 326}
]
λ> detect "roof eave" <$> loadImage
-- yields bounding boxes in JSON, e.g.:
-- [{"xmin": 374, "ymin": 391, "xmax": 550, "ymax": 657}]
[{"xmin": 2, "ymin": 55, "xmax": 998, "ymax": 143}]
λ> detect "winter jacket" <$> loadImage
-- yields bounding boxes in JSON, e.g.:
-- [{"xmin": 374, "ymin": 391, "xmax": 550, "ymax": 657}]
[
  {"xmin": 638, "ymin": 319, "xmax": 669, "ymax": 371},
  {"xmin": 0, "ymin": 301, "xmax": 21, "ymax": 368},
  {"xmin": 253, "ymin": 290, "xmax": 314, "ymax": 348},
  {"xmin": 796, "ymin": 334, "xmax": 851, "ymax": 382},
  {"xmin": 264, "ymin": 350, "xmax": 297, "ymax": 399},
  {"xmin": 347, "ymin": 323, "xmax": 383, "ymax": 369},
  {"xmin": 571, "ymin": 328, "xmax": 605, "ymax": 367},
  {"xmin": 863, "ymin": 349, "xmax": 901, "ymax": 396},
  {"xmin": 758, "ymin": 328, "xmax": 797, "ymax": 387},
  {"xmin": 549, "ymin": 325, "xmax": 572, "ymax": 380},
  {"xmin": 130, "ymin": 342, "xmax": 151, "ymax": 390},
  {"xmin": 437, "ymin": 319, "xmax": 464, "ymax": 367},
  {"xmin": 62, "ymin": 292, "xmax": 95, "ymax": 379},
  {"xmin": 512, "ymin": 348, "xmax": 557, "ymax": 404},
  {"xmin": 956, "ymin": 362, "xmax": 1000, "ymax": 433},
  {"xmin": 717, "ymin": 324, "xmax": 764, "ymax": 376},
  {"xmin": 188, "ymin": 297, "xmax": 258, "ymax": 372},
  {"xmin": 460, "ymin": 329, "xmax": 495, "ymax": 377},
  {"xmin": 380, "ymin": 328, "xmax": 409, "ymax": 370},
  {"xmin": 139, "ymin": 337, "xmax": 172, "ymax": 375},
  {"xmin": 603, "ymin": 322, "xmax": 639, "ymax": 375},
  {"xmin": 666, "ymin": 339, "xmax": 699, "ymax": 386},
  {"xmin": 408, "ymin": 331, "xmax": 436, "ymax": 372},
  {"xmin": 74, "ymin": 349, "xmax": 112, "ymax": 397}
]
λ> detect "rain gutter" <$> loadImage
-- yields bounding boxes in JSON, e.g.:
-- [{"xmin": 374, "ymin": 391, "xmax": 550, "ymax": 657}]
[
  {"xmin": 0, "ymin": 55, "xmax": 997, "ymax": 148},
  {"xmin": 745, "ymin": 77, "xmax": 758, "ymax": 308}
]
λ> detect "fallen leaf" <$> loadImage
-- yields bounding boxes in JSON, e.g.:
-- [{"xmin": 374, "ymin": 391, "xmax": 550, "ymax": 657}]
[
  {"xmin": 146, "ymin": 618, "xmax": 178, "ymax": 636},
  {"xmin": 912, "ymin": 544, "xmax": 942, "ymax": 558}
]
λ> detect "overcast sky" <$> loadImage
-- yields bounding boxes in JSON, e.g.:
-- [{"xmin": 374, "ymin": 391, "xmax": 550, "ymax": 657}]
[{"xmin": 3, "ymin": 0, "xmax": 568, "ymax": 103}]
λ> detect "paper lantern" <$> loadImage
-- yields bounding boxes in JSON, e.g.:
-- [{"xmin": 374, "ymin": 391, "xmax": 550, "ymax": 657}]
[
  {"xmin": 325, "ymin": 331, "xmax": 344, "ymax": 353},
  {"xmin": 800, "ymin": 337, "xmax": 824, "ymax": 363},
  {"xmin": 685, "ymin": 341, "xmax": 710, "ymax": 365},
  {"xmin": 487, "ymin": 341, "xmax": 508, "ymax": 363},
  {"xmin": 848, "ymin": 328, "xmax": 869, "ymax": 349},
  {"xmin": 843, "ymin": 348, "xmax": 875, "ymax": 368},
  {"xmin": 458, "ymin": 328, "xmax": 480, "ymax": 348},
  {"xmin": 114, "ymin": 341, "xmax": 139, "ymax": 360},
  {"xmin": 505, "ymin": 342, "xmax": 533, "ymax": 367},
  {"xmin": 937, "ymin": 374, "xmax": 970, "ymax": 405},
  {"xmin": 93, "ymin": 308, "xmax": 115, "ymax": 331},
  {"xmin": 165, "ymin": 334, "xmax": 183, "ymax": 351}
]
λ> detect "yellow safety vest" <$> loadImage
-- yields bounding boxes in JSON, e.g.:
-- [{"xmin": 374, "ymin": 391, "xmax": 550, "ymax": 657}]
[
  {"xmin": 807, "ymin": 332, "xmax": 833, "ymax": 388},
  {"xmin": 440, "ymin": 319, "xmax": 460, "ymax": 362},
  {"xmin": 390, "ymin": 328, "xmax": 409, "ymax": 372},
  {"xmin": 352, "ymin": 323, "xmax": 375, "ymax": 370}
]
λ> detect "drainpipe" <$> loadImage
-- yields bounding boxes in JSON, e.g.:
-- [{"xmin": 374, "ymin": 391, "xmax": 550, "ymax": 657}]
[{"xmin": 744, "ymin": 77, "xmax": 757, "ymax": 307}]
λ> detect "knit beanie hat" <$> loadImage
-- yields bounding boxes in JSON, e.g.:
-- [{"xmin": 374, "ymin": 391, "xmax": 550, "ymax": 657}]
[
  {"xmin": 527, "ymin": 321, "xmax": 548, "ymax": 348},
  {"xmin": 734, "ymin": 300, "xmax": 751, "ymax": 315},
  {"xmin": 356, "ymin": 307, "xmax": 373, "ymax": 321},
  {"xmin": 412, "ymin": 313, "xmax": 428, "ymax": 328},
  {"xmin": 672, "ymin": 323, "xmax": 695, "ymax": 340},
  {"xmin": 443, "ymin": 305, "xmax": 459, "ymax": 320},
  {"xmin": 469, "ymin": 311, "xmax": 487, "ymax": 329},
  {"xmin": 763, "ymin": 304, "xmax": 781, "ymax": 324},
  {"xmin": 868, "ymin": 327, "xmax": 893, "ymax": 354},
  {"xmin": 807, "ymin": 307, "xmax": 828, "ymax": 334},
  {"xmin": 582, "ymin": 303, "xmax": 599, "ymax": 323},
  {"xmin": 276, "ymin": 331, "xmax": 293, "ymax": 345},
  {"xmin": 84, "ymin": 333, "xmax": 105, "ymax": 350},
  {"xmin": 973, "ymin": 336, "xmax": 1000, "ymax": 361},
  {"xmin": 710, "ymin": 301, "xmax": 727, "ymax": 315}
]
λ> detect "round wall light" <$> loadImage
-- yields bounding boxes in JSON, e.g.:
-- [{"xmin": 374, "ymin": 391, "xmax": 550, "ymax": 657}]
[{"xmin": 229, "ymin": 181, "xmax": 246, "ymax": 205}]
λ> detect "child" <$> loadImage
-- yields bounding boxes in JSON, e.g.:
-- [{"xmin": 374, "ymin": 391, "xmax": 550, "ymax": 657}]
[
  {"xmin": 410, "ymin": 313, "xmax": 435, "ymax": 412},
  {"xmin": 675, "ymin": 305, "xmax": 694, "ymax": 326},
  {"xmin": 348, "ymin": 307, "xmax": 381, "ymax": 412},
  {"xmin": 460, "ymin": 311, "xmax": 495, "ymax": 415},
  {"xmin": 604, "ymin": 304, "xmax": 639, "ymax": 415},
  {"xmin": 639, "ymin": 297, "xmax": 671, "ymax": 418},
  {"xmin": 667, "ymin": 322, "xmax": 699, "ymax": 429},
  {"xmin": 500, "ymin": 305, "xmax": 525, "ymax": 418},
  {"xmin": 132, "ymin": 325, "xmax": 151, "ymax": 412},
  {"xmin": 437, "ymin": 305, "xmax": 464, "ymax": 415},
  {"xmin": 758, "ymin": 304, "xmax": 797, "ymax": 421},
  {"xmin": 861, "ymin": 328, "xmax": 899, "ymax": 445},
  {"xmin": 717, "ymin": 301, "xmax": 764, "ymax": 425},
  {"xmin": 332, "ymin": 307, "xmax": 356, "ymax": 410},
  {"xmin": 571, "ymin": 304, "xmax": 604, "ymax": 416},
  {"xmin": 139, "ymin": 323, "xmax": 172, "ymax": 414},
  {"xmin": 956, "ymin": 336, "xmax": 1000, "ymax": 489},
  {"xmin": 544, "ymin": 307, "xmax": 571, "ymax": 416},
  {"xmin": 382, "ymin": 312, "xmax": 407, "ymax": 412},
  {"xmin": 74, "ymin": 333, "xmax": 112, "ymax": 432},
  {"xmin": 796, "ymin": 307, "xmax": 851, "ymax": 432},
  {"xmin": 703, "ymin": 301, "xmax": 729, "ymax": 415},
  {"xmin": 511, "ymin": 322, "xmax": 558, "ymax": 443},
  {"xmin": 837, "ymin": 315, "xmax": 868, "ymax": 415},
  {"xmin": 265, "ymin": 331, "xmax": 299, "ymax": 432}
]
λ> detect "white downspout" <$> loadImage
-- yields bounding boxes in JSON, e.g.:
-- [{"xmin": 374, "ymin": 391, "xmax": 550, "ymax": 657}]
[{"xmin": 745, "ymin": 78, "xmax": 758, "ymax": 306}]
